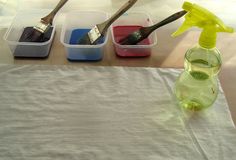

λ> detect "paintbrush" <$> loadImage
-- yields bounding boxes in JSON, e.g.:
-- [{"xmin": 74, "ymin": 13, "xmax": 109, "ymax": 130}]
[
  {"xmin": 119, "ymin": 10, "xmax": 187, "ymax": 45},
  {"xmin": 24, "ymin": 0, "xmax": 68, "ymax": 42},
  {"xmin": 77, "ymin": 0, "xmax": 138, "ymax": 45}
]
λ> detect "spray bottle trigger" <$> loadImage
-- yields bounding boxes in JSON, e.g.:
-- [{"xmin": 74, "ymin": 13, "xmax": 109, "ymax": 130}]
[{"xmin": 172, "ymin": 21, "xmax": 192, "ymax": 37}]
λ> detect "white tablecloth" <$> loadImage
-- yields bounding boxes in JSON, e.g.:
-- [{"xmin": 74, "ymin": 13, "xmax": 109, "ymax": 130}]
[{"xmin": 0, "ymin": 64, "xmax": 235, "ymax": 160}]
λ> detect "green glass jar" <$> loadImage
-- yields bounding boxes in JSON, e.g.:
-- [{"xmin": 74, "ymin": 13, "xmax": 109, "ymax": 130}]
[{"xmin": 175, "ymin": 45, "xmax": 221, "ymax": 110}]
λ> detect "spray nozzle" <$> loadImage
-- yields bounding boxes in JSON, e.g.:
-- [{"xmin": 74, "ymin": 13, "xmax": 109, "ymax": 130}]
[{"xmin": 172, "ymin": 1, "xmax": 234, "ymax": 48}]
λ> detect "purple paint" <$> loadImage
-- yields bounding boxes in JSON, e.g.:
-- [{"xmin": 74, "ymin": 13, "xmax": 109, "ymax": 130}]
[{"xmin": 14, "ymin": 26, "xmax": 54, "ymax": 58}]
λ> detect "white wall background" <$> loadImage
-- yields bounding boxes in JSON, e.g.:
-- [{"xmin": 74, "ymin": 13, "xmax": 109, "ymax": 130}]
[{"xmin": 1, "ymin": 0, "xmax": 236, "ymax": 28}]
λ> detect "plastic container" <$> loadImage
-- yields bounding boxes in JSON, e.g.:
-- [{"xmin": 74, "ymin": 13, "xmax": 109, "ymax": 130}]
[
  {"xmin": 4, "ymin": 10, "xmax": 56, "ymax": 58},
  {"xmin": 60, "ymin": 11, "xmax": 109, "ymax": 61},
  {"xmin": 111, "ymin": 12, "xmax": 157, "ymax": 57}
]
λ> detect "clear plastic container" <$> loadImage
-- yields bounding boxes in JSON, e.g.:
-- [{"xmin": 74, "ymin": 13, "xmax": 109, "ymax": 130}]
[
  {"xmin": 4, "ymin": 10, "xmax": 56, "ymax": 58},
  {"xmin": 111, "ymin": 12, "xmax": 157, "ymax": 57},
  {"xmin": 60, "ymin": 11, "xmax": 109, "ymax": 61}
]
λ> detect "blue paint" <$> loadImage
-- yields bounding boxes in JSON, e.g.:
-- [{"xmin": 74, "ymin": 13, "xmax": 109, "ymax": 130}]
[{"xmin": 67, "ymin": 29, "xmax": 105, "ymax": 61}]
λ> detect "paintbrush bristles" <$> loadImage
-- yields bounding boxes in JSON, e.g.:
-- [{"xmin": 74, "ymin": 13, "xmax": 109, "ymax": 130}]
[
  {"xmin": 28, "ymin": 30, "xmax": 44, "ymax": 42},
  {"xmin": 77, "ymin": 26, "xmax": 102, "ymax": 45},
  {"xmin": 23, "ymin": 22, "xmax": 50, "ymax": 42},
  {"xmin": 77, "ymin": 34, "xmax": 92, "ymax": 45},
  {"xmin": 119, "ymin": 30, "xmax": 143, "ymax": 45},
  {"xmin": 23, "ymin": 28, "xmax": 43, "ymax": 42}
]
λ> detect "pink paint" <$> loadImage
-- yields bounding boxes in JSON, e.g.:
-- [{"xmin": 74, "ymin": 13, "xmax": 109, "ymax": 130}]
[{"xmin": 112, "ymin": 25, "xmax": 152, "ymax": 57}]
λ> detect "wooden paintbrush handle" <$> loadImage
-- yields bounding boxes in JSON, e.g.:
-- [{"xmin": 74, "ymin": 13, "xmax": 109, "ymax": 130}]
[
  {"xmin": 148, "ymin": 10, "xmax": 187, "ymax": 33},
  {"xmin": 101, "ymin": 0, "xmax": 138, "ymax": 33},
  {"xmin": 41, "ymin": 0, "xmax": 68, "ymax": 24}
]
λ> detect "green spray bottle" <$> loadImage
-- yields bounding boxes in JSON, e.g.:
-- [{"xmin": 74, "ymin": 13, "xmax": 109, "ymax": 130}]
[{"xmin": 172, "ymin": 2, "xmax": 234, "ymax": 110}]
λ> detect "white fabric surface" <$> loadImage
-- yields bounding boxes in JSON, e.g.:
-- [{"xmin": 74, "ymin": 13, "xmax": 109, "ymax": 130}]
[{"xmin": 0, "ymin": 64, "xmax": 235, "ymax": 160}]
